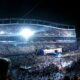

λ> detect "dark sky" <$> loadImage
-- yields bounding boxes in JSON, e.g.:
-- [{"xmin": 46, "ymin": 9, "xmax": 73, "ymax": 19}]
[{"xmin": 0, "ymin": 0, "xmax": 80, "ymax": 37}]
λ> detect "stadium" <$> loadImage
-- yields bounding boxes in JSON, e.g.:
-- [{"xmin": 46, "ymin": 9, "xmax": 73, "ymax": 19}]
[
  {"xmin": 0, "ymin": 19, "xmax": 80, "ymax": 80},
  {"xmin": 0, "ymin": 19, "xmax": 77, "ymax": 54}
]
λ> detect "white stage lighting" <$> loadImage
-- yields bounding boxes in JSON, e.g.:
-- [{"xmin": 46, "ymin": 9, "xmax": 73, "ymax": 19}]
[
  {"xmin": 19, "ymin": 28, "xmax": 35, "ymax": 39},
  {"xmin": 0, "ymin": 31, "xmax": 5, "ymax": 35}
]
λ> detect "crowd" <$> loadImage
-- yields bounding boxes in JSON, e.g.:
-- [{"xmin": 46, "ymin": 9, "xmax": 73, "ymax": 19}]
[
  {"xmin": 0, "ymin": 52, "xmax": 80, "ymax": 80},
  {"xmin": 0, "ymin": 43, "xmax": 79, "ymax": 80},
  {"xmin": 35, "ymin": 28, "xmax": 76, "ymax": 37},
  {"xmin": 0, "ymin": 44, "xmax": 36, "ymax": 55}
]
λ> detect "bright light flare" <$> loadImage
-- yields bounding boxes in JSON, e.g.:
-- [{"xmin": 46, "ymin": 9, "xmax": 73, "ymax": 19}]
[
  {"xmin": 0, "ymin": 31, "xmax": 5, "ymax": 35},
  {"xmin": 19, "ymin": 28, "xmax": 35, "ymax": 39}
]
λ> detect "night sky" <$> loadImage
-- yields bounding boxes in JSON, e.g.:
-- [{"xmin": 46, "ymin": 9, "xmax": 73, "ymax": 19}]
[{"xmin": 0, "ymin": 0, "xmax": 80, "ymax": 38}]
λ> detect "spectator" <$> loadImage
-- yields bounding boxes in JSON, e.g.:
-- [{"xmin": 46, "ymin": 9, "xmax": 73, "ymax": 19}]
[{"xmin": 0, "ymin": 57, "xmax": 11, "ymax": 80}]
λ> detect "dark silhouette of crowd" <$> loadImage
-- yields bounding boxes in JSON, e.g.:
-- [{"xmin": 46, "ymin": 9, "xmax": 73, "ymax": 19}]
[
  {"xmin": 1, "ymin": 54, "xmax": 80, "ymax": 80},
  {"xmin": 0, "ymin": 58, "xmax": 12, "ymax": 80}
]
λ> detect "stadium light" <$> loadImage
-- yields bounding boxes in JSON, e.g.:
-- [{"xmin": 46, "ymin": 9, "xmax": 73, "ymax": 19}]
[
  {"xmin": 0, "ymin": 31, "xmax": 5, "ymax": 35},
  {"xmin": 19, "ymin": 28, "xmax": 35, "ymax": 39}
]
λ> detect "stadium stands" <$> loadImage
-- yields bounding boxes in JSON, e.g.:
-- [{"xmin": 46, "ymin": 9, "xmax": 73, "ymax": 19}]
[{"xmin": 0, "ymin": 19, "xmax": 79, "ymax": 80}]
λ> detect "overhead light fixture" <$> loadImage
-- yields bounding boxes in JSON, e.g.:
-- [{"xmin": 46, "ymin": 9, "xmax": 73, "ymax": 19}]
[{"xmin": 19, "ymin": 28, "xmax": 35, "ymax": 39}]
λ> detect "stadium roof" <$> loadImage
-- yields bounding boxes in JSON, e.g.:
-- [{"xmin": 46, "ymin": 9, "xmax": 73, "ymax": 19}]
[{"xmin": 0, "ymin": 19, "xmax": 75, "ymax": 29}]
